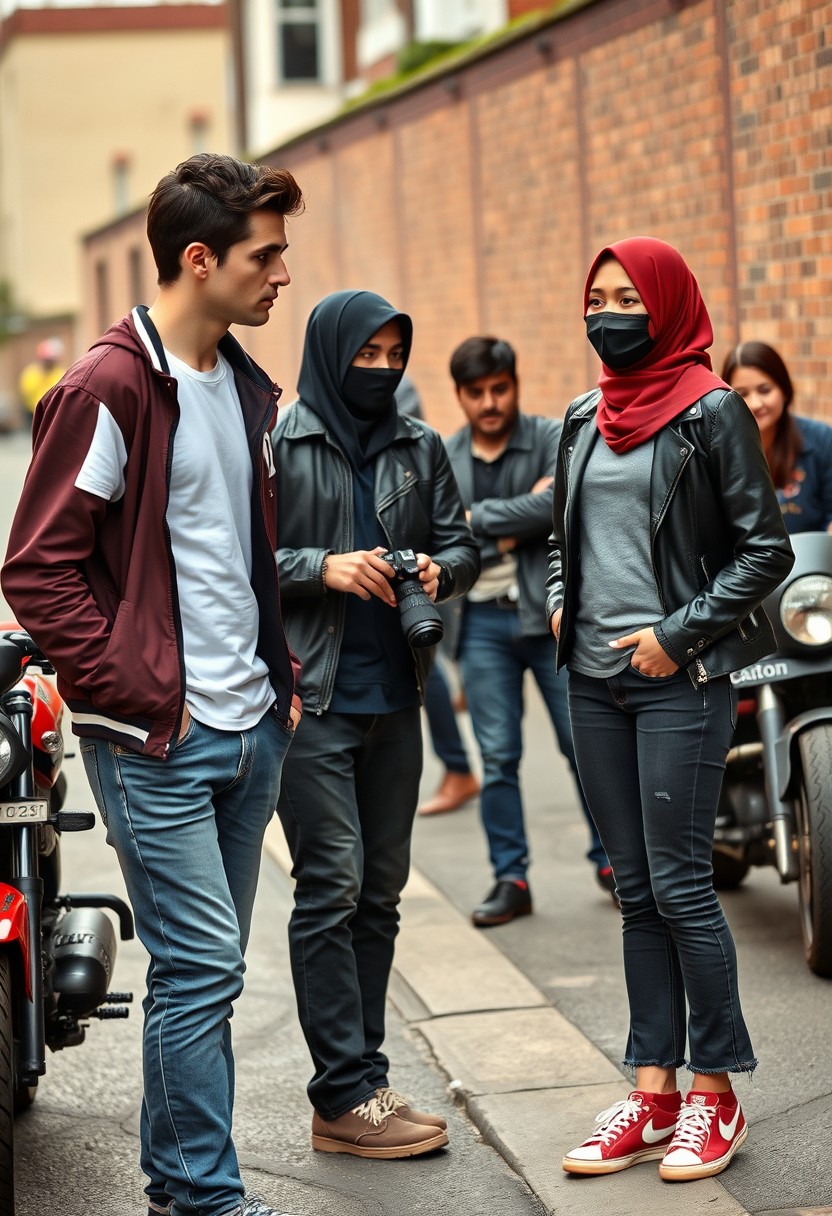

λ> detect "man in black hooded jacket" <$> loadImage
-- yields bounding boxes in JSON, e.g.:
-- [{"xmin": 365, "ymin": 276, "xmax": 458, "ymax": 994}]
[{"xmin": 272, "ymin": 290, "xmax": 479, "ymax": 1158}]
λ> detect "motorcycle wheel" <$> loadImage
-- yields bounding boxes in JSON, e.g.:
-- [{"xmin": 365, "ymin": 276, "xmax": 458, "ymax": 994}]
[
  {"xmin": 797, "ymin": 726, "xmax": 832, "ymax": 977},
  {"xmin": 0, "ymin": 951, "xmax": 15, "ymax": 1211},
  {"xmin": 711, "ymin": 848, "xmax": 750, "ymax": 890}
]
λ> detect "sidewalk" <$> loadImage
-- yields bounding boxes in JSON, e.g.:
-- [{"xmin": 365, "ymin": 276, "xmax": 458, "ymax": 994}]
[{"xmin": 263, "ymin": 823, "xmax": 748, "ymax": 1216}]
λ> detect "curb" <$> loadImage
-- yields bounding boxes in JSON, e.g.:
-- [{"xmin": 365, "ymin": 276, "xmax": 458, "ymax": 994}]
[{"xmin": 263, "ymin": 819, "xmax": 750, "ymax": 1216}]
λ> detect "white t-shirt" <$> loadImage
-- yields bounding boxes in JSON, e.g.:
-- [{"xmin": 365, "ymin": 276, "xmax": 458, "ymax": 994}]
[{"xmin": 164, "ymin": 349, "xmax": 274, "ymax": 729}]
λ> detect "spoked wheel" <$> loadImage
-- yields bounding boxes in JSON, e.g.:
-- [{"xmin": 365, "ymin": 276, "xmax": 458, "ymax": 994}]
[
  {"xmin": 796, "ymin": 726, "xmax": 832, "ymax": 977},
  {"xmin": 0, "ymin": 951, "xmax": 15, "ymax": 1211}
]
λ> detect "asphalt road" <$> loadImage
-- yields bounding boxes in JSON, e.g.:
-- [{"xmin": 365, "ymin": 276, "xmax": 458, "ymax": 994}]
[{"xmin": 412, "ymin": 667, "xmax": 832, "ymax": 1215}]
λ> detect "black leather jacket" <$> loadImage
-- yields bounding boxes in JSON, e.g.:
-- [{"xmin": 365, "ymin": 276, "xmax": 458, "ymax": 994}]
[
  {"xmin": 273, "ymin": 402, "xmax": 480, "ymax": 713},
  {"xmin": 546, "ymin": 388, "xmax": 795, "ymax": 686}
]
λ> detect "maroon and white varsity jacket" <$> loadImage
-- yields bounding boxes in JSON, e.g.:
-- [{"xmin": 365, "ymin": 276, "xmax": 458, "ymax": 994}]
[{"xmin": 2, "ymin": 306, "xmax": 301, "ymax": 757}]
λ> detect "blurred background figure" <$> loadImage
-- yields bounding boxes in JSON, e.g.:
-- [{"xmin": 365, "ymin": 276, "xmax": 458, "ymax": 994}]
[
  {"xmin": 722, "ymin": 340, "xmax": 832, "ymax": 534},
  {"xmin": 18, "ymin": 338, "xmax": 66, "ymax": 425},
  {"xmin": 393, "ymin": 372, "xmax": 424, "ymax": 420},
  {"xmin": 443, "ymin": 336, "xmax": 613, "ymax": 928},
  {"xmin": 417, "ymin": 657, "xmax": 480, "ymax": 815},
  {"xmin": 394, "ymin": 373, "xmax": 481, "ymax": 816}
]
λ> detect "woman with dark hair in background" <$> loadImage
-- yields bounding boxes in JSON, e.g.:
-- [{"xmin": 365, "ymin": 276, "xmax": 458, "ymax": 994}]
[
  {"xmin": 548, "ymin": 237, "xmax": 793, "ymax": 1182},
  {"xmin": 722, "ymin": 340, "xmax": 832, "ymax": 534}
]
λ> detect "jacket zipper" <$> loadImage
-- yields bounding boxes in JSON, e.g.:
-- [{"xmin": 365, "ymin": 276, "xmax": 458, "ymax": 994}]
[{"xmin": 695, "ymin": 657, "xmax": 708, "ymax": 684}]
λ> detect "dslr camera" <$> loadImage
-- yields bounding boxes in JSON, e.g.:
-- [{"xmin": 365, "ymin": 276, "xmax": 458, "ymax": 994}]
[{"xmin": 380, "ymin": 549, "xmax": 444, "ymax": 648}]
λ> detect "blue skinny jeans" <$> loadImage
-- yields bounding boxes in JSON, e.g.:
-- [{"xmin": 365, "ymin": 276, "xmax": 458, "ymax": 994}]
[
  {"xmin": 458, "ymin": 600, "xmax": 607, "ymax": 881},
  {"xmin": 81, "ymin": 708, "xmax": 292, "ymax": 1216}
]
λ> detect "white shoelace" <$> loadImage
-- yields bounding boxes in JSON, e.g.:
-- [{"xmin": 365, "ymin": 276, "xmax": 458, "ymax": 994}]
[
  {"xmin": 669, "ymin": 1100, "xmax": 716, "ymax": 1152},
  {"xmin": 585, "ymin": 1096, "xmax": 645, "ymax": 1146},
  {"xmin": 351, "ymin": 1095, "xmax": 389, "ymax": 1126},
  {"xmin": 375, "ymin": 1086, "xmax": 411, "ymax": 1115}
]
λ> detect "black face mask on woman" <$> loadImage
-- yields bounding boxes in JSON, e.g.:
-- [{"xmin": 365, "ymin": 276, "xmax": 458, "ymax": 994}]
[
  {"xmin": 342, "ymin": 366, "xmax": 402, "ymax": 419},
  {"xmin": 585, "ymin": 313, "xmax": 655, "ymax": 370}
]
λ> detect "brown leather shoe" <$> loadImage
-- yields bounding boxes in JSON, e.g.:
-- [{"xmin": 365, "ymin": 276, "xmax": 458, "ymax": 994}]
[
  {"xmin": 375, "ymin": 1086, "xmax": 448, "ymax": 1130},
  {"xmin": 417, "ymin": 770, "xmax": 480, "ymax": 816},
  {"xmin": 311, "ymin": 1096, "xmax": 449, "ymax": 1158}
]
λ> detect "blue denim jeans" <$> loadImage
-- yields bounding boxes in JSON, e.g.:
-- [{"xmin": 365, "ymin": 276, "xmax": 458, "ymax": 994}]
[
  {"xmin": 568, "ymin": 665, "xmax": 757, "ymax": 1075},
  {"xmin": 81, "ymin": 708, "xmax": 292, "ymax": 1216},
  {"xmin": 423, "ymin": 658, "xmax": 471, "ymax": 773},
  {"xmin": 458, "ymin": 600, "xmax": 606, "ymax": 881},
  {"xmin": 275, "ymin": 707, "xmax": 422, "ymax": 1119}
]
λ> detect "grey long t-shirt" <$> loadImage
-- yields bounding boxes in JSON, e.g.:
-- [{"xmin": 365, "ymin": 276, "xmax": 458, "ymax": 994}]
[{"xmin": 569, "ymin": 430, "xmax": 665, "ymax": 678}]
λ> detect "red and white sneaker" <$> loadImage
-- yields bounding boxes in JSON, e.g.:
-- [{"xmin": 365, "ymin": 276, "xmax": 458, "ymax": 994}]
[
  {"xmin": 562, "ymin": 1090, "xmax": 681, "ymax": 1175},
  {"xmin": 659, "ymin": 1090, "xmax": 748, "ymax": 1181}
]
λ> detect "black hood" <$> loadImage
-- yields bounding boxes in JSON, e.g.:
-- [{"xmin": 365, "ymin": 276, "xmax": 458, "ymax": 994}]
[{"xmin": 297, "ymin": 290, "xmax": 413, "ymax": 467}]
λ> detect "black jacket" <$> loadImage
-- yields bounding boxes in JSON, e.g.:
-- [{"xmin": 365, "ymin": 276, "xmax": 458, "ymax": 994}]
[
  {"xmin": 546, "ymin": 388, "xmax": 795, "ymax": 685},
  {"xmin": 273, "ymin": 401, "xmax": 480, "ymax": 713},
  {"xmin": 443, "ymin": 412, "xmax": 562, "ymax": 654}
]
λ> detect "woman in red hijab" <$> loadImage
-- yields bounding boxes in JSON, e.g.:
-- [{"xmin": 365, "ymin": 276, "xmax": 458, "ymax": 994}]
[{"xmin": 547, "ymin": 238, "xmax": 793, "ymax": 1182}]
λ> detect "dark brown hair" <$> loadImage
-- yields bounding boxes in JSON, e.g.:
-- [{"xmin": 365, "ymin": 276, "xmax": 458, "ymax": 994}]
[
  {"xmin": 721, "ymin": 340, "xmax": 801, "ymax": 490},
  {"xmin": 147, "ymin": 153, "xmax": 304, "ymax": 285},
  {"xmin": 450, "ymin": 336, "xmax": 517, "ymax": 387}
]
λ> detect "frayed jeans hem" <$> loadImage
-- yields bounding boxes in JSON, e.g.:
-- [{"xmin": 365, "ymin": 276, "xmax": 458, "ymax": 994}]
[
  {"xmin": 623, "ymin": 1057, "xmax": 685, "ymax": 1071},
  {"xmin": 685, "ymin": 1058, "xmax": 758, "ymax": 1076}
]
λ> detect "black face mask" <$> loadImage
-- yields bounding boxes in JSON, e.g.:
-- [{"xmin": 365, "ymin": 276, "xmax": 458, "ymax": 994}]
[
  {"xmin": 342, "ymin": 366, "xmax": 402, "ymax": 419},
  {"xmin": 585, "ymin": 313, "xmax": 655, "ymax": 370}
]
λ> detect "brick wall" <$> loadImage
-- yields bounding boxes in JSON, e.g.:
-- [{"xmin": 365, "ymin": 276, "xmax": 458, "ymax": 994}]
[{"xmin": 83, "ymin": 0, "xmax": 831, "ymax": 432}]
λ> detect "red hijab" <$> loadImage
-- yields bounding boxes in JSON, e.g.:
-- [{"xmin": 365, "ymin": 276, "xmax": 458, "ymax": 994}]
[{"xmin": 585, "ymin": 237, "xmax": 726, "ymax": 453}]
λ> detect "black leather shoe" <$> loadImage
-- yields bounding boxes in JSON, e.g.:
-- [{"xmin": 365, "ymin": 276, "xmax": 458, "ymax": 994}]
[
  {"xmin": 471, "ymin": 880, "xmax": 532, "ymax": 927},
  {"xmin": 596, "ymin": 866, "xmax": 620, "ymax": 906}
]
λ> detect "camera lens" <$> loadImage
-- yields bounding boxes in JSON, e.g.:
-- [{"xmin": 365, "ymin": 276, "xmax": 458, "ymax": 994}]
[{"xmin": 394, "ymin": 581, "xmax": 444, "ymax": 648}]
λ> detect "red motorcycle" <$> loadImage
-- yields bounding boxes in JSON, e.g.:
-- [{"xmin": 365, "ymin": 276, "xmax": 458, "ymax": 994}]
[{"xmin": 0, "ymin": 625, "xmax": 133, "ymax": 1210}]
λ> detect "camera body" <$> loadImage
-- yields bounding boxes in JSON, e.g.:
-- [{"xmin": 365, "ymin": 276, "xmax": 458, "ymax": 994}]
[{"xmin": 380, "ymin": 549, "xmax": 444, "ymax": 648}]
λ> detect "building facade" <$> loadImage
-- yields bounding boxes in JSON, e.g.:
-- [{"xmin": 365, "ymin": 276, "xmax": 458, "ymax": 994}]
[
  {"xmin": 80, "ymin": 0, "xmax": 831, "ymax": 434},
  {"xmin": 0, "ymin": 0, "xmax": 232, "ymax": 416}
]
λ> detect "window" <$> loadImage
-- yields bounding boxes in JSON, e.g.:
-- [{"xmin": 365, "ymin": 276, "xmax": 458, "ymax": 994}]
[
  {"xmin": 277, "ymin": 0, "xmax": 320, "ymax": 82},
  {"xmin": 128, "ymin": 246, "xmax": 144, "ymax": 307},
  {"xmin": 95, "ymin": 259, "xmax": 110, "ymax": 335}
]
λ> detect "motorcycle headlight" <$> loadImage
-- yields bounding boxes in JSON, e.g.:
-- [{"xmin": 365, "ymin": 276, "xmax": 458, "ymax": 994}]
[
  {"xmin": 0, "ymin": 733, "xmax": 13, "ymax": 784},
  {"xmin": 0, "ymin": 712, "xmax": 28, "ymax": 787},
  {"xmin": 780, "ymin": 574, "xmax": 832, "ymax": 645}
]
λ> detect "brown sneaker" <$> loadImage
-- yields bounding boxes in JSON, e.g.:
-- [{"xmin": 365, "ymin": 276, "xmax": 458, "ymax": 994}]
[
  {"xmin": 375, "ymin": 1086, "xmax": 448, "ymax": 1130},
  {"xmin": 417, "ymin": 770, "xmax": 480, "ymax": 816},
  {"xmin": 311, "ymin": 1096, "xmax": 449, "ymax": 1158}
]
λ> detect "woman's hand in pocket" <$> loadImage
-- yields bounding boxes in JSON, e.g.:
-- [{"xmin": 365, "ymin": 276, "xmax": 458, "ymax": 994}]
[{"xmin": 610, "ymin": 626, "xmax": 678, "ymax": 678}]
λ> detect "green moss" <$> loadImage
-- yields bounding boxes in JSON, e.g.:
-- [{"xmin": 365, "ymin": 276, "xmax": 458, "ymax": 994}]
[{"xmin": 340, "ymin": 0, "xmax": 599, "ymax": 112}]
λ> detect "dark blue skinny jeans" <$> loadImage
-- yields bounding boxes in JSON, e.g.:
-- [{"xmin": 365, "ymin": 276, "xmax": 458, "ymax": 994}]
[
  {"xmin": 458, "ymin": 600, "xmax": 607, "ymax": 882},
  {"xmin": 567, "ymin": 665, "xmax": 757, "ymax": 1075}
]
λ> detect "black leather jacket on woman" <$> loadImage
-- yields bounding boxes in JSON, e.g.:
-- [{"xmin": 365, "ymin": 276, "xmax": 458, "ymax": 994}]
[
  {"xmin": 274, "ymin": 401, "xmax": 480, "ymax": 713},
  {"xmin": 546, "ymin": 387, "xmax": 795, "ymax": 686}
]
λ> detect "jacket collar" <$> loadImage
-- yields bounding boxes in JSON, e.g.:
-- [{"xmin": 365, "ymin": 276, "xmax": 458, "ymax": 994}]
[
  {"xmin": 130, "ymin": 305, "xmax": 277, "ymax": 397},
  {"xmin": 567, "ymin": 389, "xmax": 704, "ymax": 435},
  {"xmin": 280, "ymin": 397, "xmax": 425, "ymax": 447}
]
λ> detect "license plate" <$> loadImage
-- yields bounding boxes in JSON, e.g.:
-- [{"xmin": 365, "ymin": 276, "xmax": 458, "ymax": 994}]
[{"xmin": 0, "ymin": 799, "xmax": 49, "ymax": 824}]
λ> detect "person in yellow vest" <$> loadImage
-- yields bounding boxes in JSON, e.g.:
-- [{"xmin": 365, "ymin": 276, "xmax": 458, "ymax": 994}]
[{"xmin": 19, "ymin": 338, "xmax": 66, "ymax": 421}]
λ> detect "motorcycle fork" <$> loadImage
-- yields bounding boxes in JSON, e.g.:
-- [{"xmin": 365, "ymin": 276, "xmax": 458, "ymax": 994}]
[
  {"xmin": 756, "ymin": 685, "xmax": 800, "ymax": 882},
  {"xmin": 5, "ymin": 689, "xmax": 46, "ymax": 1082}
]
